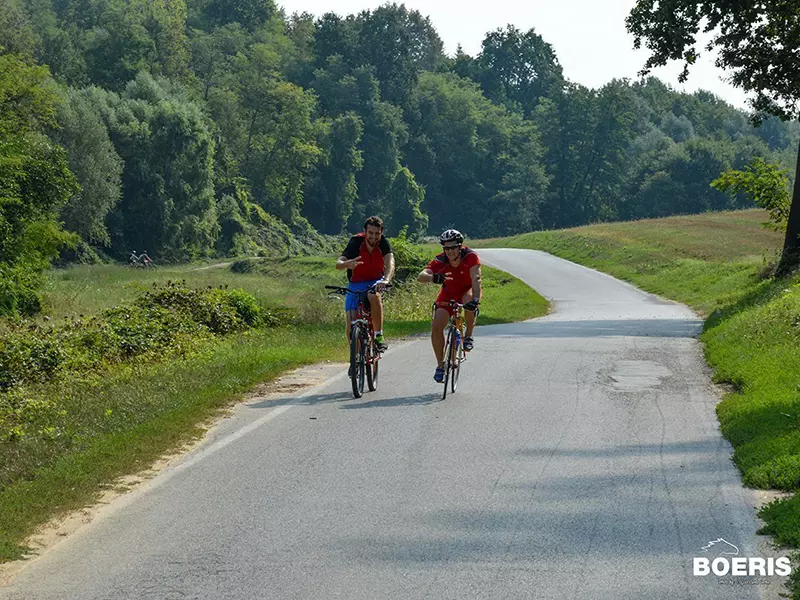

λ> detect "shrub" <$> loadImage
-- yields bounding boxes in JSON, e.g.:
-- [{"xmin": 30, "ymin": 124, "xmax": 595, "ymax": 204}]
[
  {"xmin": 0, "ymin": 284, "xmax": 276, "ymax": 396},
  {"xmin": 389, "ymin": 227, "xmax": 430, "ymax": 280}
]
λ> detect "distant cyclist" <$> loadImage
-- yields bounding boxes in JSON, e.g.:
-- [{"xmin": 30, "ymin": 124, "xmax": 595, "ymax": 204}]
[
  {"xmin": 336, "ymin": 216, "xmax": 395, "ymax": 353},
  {"xmin": 417, "ymin": 229, "xmax": 482, "ymax": 383}
]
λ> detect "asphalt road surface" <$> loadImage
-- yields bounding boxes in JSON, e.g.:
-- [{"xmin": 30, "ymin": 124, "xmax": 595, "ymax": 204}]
[{"xmin": 0, "ymin": 249, "xmax": 785, "ymax": 599}]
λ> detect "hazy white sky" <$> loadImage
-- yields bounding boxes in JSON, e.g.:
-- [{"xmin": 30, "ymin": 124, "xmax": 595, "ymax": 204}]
[{"xmin": 277, "ymin": 0, "xmax": 752, "ymax": 111}]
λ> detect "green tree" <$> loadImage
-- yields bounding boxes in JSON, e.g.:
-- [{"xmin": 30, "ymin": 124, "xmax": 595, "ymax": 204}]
[
  {"xmin": 353, "ymin": 4, "xmax": 445, "ymax": 106},
  {"xmin": 232, "ymin": 44, "xmax": 320, "ymax": 225},
  {"xmin": 84, "ymin": 5, "xmax": 157, "ymax": 89},
  {"xmin": 205, "ymin": 0, "xmax": 276, "ymax": 30},
  {"xmin": 302, "ymin": 112, "xmax": 364, "ymax": 234},
  {"xmin": 405, "ymin": 72, "xmax": 548, "ymax": 235},
  {"xmin": 712, "ymin": 158, "xmax": 791, "ymax": 231},
  {"xmin": 0, "ymin": 0, "xmax": 38, "ymax": 57},
  {"xmin": 385, "ymin": 166, "xmax": 427, "ymax": 235},
  {"xmin": 51, "ymin": 86, "xmax": 123, "ymax": 245},
  {"xmin": 312, "ymin": 12, "xmax": 359, "ymax": 69},
  {"xmin": 189, "ymin": 23, "xmax": 247, "ymax": 101},
  {"xmin": 0, "ymin": 53, "xmax": 78, "ymax": 315},
  {"xmin": 354, "ymin": 99, "xmax": 407, "ymax": 222},
  {"xmin": 627, "ymin": 0, "xmax": 800, "ymax": 274},
  {"xmin": 147, "ymin": 0, "xmax": 190, "ymax": 80},
  {"xmin": 534, "ymin": 80, "xmax": 636, "ymax": 226},
  {"xmin": 97, "ymin": 73, "xmax": 218, "ymax": 259},
  {"xmin": 476, "ymin": 25, "xmax": 563, "ymax": 117}
]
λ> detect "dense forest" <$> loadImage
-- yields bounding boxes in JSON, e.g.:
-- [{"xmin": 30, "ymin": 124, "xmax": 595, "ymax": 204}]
[{"xmin": 1, "ymin": 0, "xmax": 798, "ymax": 315}]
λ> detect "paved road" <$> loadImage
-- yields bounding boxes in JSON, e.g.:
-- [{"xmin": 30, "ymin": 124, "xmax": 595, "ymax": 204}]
[{"xmin": 0, "ymin": 249, "xmax": 783, "ymax": 599}]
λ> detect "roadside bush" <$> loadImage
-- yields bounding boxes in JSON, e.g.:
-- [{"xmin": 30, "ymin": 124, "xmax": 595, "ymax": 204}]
[
  {"xmin": 231, "ymin": 259, "xmax": 255, "ymax": 273},
  {"xmin": 0, "ymin": 284, "xmax": 278, "ymax": 396}
]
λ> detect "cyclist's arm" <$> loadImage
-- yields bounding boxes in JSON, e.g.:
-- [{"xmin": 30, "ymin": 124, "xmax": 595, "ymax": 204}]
[
  {"xmin": 417, "ymin": 268, "xmax": 436, "ymax": 283},
  {"xmin": 470, "ymin": 264, "xmax": 482, "ymax": 301},
  {"xmin": 336, "ymin": 255, "xmax": 352, "ymax": 270},
  {"xmin": 337, "ymin": 237, "xmax": 362, "ymax": 270},
  {"xmin": 382, "ymin": 252, "xmax": 395, "ymax": 283}
]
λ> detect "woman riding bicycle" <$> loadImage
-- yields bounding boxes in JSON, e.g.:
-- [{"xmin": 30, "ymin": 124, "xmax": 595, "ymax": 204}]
[
  {"xmin": 335, "ymin": 216, "xmax": 395, "ymax": 354},
  {"xmin": 417, "ymin": 229, "xmax": 482, "ymax": 383}
]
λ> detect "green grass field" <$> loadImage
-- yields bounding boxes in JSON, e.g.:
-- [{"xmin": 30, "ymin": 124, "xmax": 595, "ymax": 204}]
[
  {"xmin": 0, "ymin": 253, "xmax": 548, "ymax": 561},
  {"xmin": 477, "ymin": 209, "xmax": 800, "ymax": 594}
]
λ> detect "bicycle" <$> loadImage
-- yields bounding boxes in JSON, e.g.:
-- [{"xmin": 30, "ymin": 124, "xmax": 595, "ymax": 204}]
[
  {"xmin": 325, "ymin": 283, "xmax": 389, "ymax": 398},
  {"xmin": 128, "ymin": 252, "xmax": 154, "ymax": 268},
  {"xmin": 437, "ymin": 300, "xmax": 477, "ymax": 400}
]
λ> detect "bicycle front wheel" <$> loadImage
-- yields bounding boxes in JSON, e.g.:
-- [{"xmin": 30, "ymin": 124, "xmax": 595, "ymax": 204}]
[
  {"xmin": 450, "ymin": 329, "xmax": 461, "ymax": 394},
  {"xmin": 366, "ymin": 336, "xmax": 378, "ymax": 391},
  {"xmin": 442, "ymin": 326, "xmax": 455, "ymax": 400},
  {"xmin": 350, "ymin": 325, "xmax": 366, "ymax": 398}
]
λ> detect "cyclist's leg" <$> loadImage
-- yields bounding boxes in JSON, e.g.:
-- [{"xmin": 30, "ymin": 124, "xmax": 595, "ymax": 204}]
[
  {"xmin": 431, "ymin": 307, "xmax": 450, "ymax": 367},
  {"xmin": 367, "ymin": 289, "xmax": 384, "ymax": 333},
  {"xmin": 345, "ymin": 310, "xmax": 356, "ymax": 344},
  {"xmin": 462, "ymin": 290, "xmax": 477, "ymax": 337},
  {"xmin": 345, "ymin": 282, "xmax": 366, "ymax": 344}
]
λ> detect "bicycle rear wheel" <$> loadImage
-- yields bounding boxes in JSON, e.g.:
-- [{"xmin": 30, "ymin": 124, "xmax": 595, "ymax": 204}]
[
  {"xmin": 366, "ymin": 336, "xmax": 378, "ymax": 391},
  {"xmin": 350, "ymin": 324, "xmax": 366, "ymax": 398}
]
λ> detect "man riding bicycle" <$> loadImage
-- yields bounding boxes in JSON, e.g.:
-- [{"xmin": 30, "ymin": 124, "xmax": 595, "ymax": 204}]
[
  {"xmin": 417, "ymin": 229, "xmax": 482, "ymax": 383},
  {"xmin": 336, "ymin": 216, "xmax": 395, "ymax": 354}
]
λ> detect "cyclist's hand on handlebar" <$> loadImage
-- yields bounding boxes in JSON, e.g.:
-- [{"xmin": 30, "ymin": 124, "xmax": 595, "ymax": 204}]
[
  {"xmin": 375, "ymin": 279, "xmax": 389, "ymax": 292},
  {"xmin": 463, "ymin": 299, "xmax": 480, "ymax": 311}
]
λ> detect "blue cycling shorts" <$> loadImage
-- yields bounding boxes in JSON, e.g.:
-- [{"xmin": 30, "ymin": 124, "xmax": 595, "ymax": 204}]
[{"xmin": 346, "ymin": 279, "xmax": 381, "ymax": 312}]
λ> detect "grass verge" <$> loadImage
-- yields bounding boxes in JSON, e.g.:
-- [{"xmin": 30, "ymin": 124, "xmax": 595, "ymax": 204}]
[
  {"xmin": 0, "ymin": 259, "xmax": 547, "ymax": 561},
  {"xmin": 476, "ymin": 209, "xmax": 800, "ymax": 588}
]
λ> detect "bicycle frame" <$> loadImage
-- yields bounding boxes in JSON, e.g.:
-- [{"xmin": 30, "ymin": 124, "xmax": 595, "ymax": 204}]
[
  {"xmin": 325, "ymin": 284, "xmax": 387, "ymax": 398},
  {"xmin": 436, "ymin": 300, "xmax": 469, "ymax": 400}
]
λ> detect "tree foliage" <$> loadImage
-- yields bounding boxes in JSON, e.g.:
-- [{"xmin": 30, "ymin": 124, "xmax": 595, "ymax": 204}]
[
  {"xmin": 1, "ymin": 0, "xmax": 799, "ymax": 316},
  {"xmin": 51, "ymin": 87, "xmax": 122, "ymax": 245},
  {"xmin": 712, "ymin": 158, "xmax": 791, "ymax": 231},
  {"xmin": 627, "ymin": 0, "xmax": 800, "ymax": 273},
  {"xmin": 0, "ymin": 53, "xmax": 77, "ymax": 315}
]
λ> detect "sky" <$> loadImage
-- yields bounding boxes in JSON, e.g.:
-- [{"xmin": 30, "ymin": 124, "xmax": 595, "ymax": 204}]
[{"xmin": 277, "ymin": 0, "xmax": 752, "ymax": 111}]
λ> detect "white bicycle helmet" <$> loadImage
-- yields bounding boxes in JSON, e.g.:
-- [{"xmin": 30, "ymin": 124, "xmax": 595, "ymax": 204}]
[{"xmin": 440, "ymin": 229, "xmax": 464, "ymax": 245}]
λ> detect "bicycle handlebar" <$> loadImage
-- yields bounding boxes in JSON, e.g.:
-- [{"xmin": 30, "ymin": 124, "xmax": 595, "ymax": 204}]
[
  {"xmin": 434, "ymin": 299, "xmax": 479, "ymax": 310},
  {"xmin": 325, "ymin": 282, "xmax": 392, "ymax": 296}
]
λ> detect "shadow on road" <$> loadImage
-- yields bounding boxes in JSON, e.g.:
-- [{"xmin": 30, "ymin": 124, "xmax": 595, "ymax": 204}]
[
  {"xmin": 482, "ymin": 318, "xmax": 703, "ymax": 339},
  {"xmin": 247, "ymin": 391, "xmax": 441, "ymax": 409},
  {"xmin": 339, "ymin": 393, "xmax": 441, "ymax": 409}
]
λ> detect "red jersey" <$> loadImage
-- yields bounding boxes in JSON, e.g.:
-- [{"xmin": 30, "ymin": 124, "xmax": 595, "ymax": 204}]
[
  {"xmin": 427, "ymin": 247, "xmax": 480, "ymax": 298},
  {"xmin": 341, "ymin": 233, "xmax": 393, "ymax": 283}
]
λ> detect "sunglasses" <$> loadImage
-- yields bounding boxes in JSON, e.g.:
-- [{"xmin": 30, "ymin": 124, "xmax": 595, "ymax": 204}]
[{"xmin": 443, "ymin": 245, "xmax": 461, "ymax": 252}]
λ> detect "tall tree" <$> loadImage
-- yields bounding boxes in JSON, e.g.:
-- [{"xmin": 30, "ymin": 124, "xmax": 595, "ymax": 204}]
[
  {"xmin": 233, "ymin": 44, "xmax": 320, "ymax": 225},
  {"xmin": 627, "ymin": 0, "xmax": 800, "ymax": 275},
  {"xmin": 0, "ymin": 53, "xmax": 78, "ymax": 314},
  {"xmin": 354, "ymin": 4, "xmax": 445, "ymax": 106},
  {"xmin": 385, "ymin": 166, "xmax": 427, "ymax": 236},
  {"xmin": 476, "ymin": 25, "xmax": 563, "ymax": 118},
  {"xmin": 534, "ymin": 81, "xmax": 636, "ymax": 226},
  {"xmin": 302, "ymin": 112, "xmax": 364, "ymax": 234},
  {"xmin": 52, "ymin": 87, "xmax": 123, "ymax": 245},
  {"xmin": 96, "ymin": 73, "xmax": 218, "ymax": 259},
  {"xmin": 205, "ymin": 0, "xmax": 276, "ymax": 31},
  {"xmin": 406, "ymin": 72, "xmax": 548, "ymax": 235}
]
